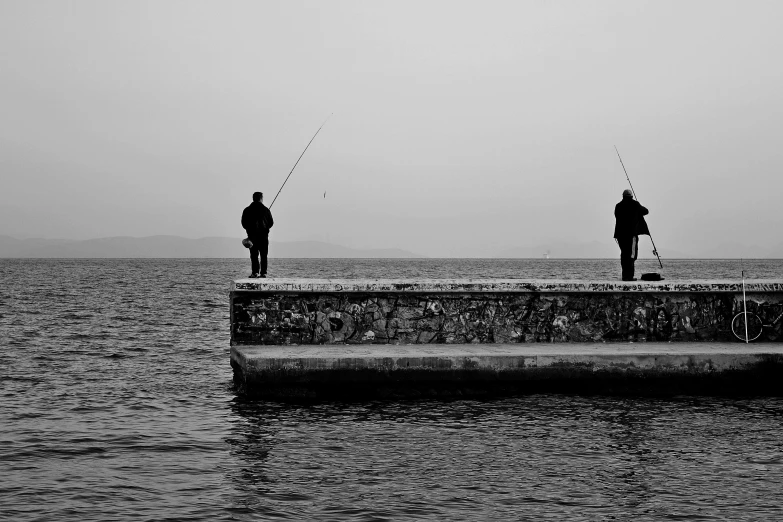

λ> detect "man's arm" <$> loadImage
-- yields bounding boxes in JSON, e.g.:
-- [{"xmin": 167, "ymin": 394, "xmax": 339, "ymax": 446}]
[
  {"xmin": 265, "ymin": 207, "xmax": 274, "ymax": 230},
  {"xmin": 638, "ymin": 202, "xmax": 649, "ymax": 216},
  {"xmin": 241, "ymin": 207, "xmax": 250, "ymax": 232}
]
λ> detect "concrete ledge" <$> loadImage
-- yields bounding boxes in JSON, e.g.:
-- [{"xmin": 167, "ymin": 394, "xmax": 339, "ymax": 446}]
[
  {"xmin": 231, "ymin": 343, "xmax": 783, "ymax": 399},
  {"xmin": 233, "ymin": 278, "xmax": 783, "ymax": 294}
]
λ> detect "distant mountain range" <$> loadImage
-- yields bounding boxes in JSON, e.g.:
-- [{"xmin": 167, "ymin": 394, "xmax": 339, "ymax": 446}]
[
  {"xmin": 0, "ymin": 235, "xmax": 424, "ymax": 259},
  {"xmin": 1, "ymin": 235, "xmax": 781, "ymax": 258}
]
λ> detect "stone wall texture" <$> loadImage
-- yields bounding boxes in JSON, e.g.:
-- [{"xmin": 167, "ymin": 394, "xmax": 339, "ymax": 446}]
[{"xmin": 231, "ymin": 280, "xmax": 783, "ymax": 345}]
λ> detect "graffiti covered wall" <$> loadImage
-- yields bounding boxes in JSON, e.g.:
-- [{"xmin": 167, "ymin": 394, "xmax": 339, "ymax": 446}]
[{"xmin": 231, "ymin": 288, "xmax": 783, "ymax": 344}]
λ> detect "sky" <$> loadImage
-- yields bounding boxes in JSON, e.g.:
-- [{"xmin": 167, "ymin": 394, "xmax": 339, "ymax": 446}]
[{"xmin": 1, "ymin": 0, "xmax": 781, "ymax": 257}]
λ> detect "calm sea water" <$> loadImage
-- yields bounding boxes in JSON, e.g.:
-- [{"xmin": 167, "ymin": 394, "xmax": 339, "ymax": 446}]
[{"xmin": 2, "ymin": 258, "xmax": 783, "ymax": 521}]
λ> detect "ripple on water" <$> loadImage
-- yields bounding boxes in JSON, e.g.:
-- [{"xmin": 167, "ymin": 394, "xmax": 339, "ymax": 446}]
[{"xmin": 2, "ymin": 259, "xmax": 783, "ymax": 521}]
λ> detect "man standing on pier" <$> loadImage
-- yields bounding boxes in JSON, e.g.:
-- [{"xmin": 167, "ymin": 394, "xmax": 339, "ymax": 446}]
[
  {"xmin": 614, "ymin": 189, "xmax": 649, "ymax": 281},
  {"xmin": 242, "ymin": 192, "xmax": 274, "ymax": 278}
]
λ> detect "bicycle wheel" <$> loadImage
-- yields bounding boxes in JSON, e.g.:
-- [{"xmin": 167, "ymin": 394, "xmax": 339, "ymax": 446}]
[{"xmin": 731, "ymin": 312, "xmax": 763, "ymax": 342}]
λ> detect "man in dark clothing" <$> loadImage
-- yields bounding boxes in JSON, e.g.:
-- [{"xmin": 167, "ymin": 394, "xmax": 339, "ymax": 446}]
[
  {"xmin": 241, "ymin": 192, "xmax": 274, "ymax": 278},
  {"xmin": 614, "ymin": 189, "xmax": 649, "ymax": 281}
]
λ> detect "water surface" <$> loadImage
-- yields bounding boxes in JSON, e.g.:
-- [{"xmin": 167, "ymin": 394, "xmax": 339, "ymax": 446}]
[{"xmin": 2, "ymin": 259, "xmax": 782, "ymax": 520}]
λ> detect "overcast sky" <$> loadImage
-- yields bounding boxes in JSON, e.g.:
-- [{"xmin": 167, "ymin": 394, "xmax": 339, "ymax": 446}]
[{"xmin": 1, "ymin": 0, "xmax": 781, "ymax": 256}]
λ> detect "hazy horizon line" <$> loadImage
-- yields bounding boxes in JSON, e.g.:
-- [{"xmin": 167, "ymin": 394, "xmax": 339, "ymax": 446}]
[{"xmin": 3, "ymin": 234, "xmax": 783, "ymax": 260}]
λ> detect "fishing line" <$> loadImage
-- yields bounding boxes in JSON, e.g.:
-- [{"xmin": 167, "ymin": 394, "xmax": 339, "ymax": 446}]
[
  {"xmin": 741, "ymin": 258, "xmax": 749, "ymax": 343},
  {"xmin": 270, "ymin": 114, "xmax": 333, "ymax": 209}
]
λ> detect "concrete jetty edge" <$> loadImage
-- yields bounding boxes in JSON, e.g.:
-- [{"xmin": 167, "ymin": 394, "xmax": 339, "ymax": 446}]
[
  {"xmin": 231, "ymin": 343, "xmax": 783, "ymax": 399},
  {"xmin": 232, "ymin": 278, "xmax": 783, "ymax": 294}
]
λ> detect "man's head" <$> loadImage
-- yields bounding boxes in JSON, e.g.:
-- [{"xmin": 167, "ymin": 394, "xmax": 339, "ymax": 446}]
[
  {"xmin": 252, "ymin": 192, "xmax": 263, "ymax": 202},
  {"xmin": 622, "ymin": 189, "xmax": 633, "ymax": 198}
]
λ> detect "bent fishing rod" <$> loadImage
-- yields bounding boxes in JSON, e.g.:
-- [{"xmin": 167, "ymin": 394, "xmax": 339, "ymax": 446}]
[
  {"xmin": 269, "ymin": 114, "xmax": 332, "ymax": 209},
  {"xmin": 614, "ymin": 145, "xmax": 663, "ymax": 269}
]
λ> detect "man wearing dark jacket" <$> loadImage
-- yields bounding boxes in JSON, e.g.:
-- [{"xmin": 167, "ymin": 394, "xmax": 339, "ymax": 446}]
[
  {"xmin": 241, "ymin": 192, "xmax": 274, "ymax": 278},
  {"xmin": 614, "ymin": 189, "xmax": 649, "ymax": 281}
]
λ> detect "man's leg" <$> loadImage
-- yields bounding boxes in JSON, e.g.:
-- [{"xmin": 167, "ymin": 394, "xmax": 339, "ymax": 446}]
[
  {"xmin": 260, "ymin": 235, "xmax": 269, "ymax": 276},
  {"xmin": 618, "ymin": 237, "xmax": 633, "ymax": 281},
  {"xmin": 249, "ymin": 243, "xmax": 260, "ymax": 276}
]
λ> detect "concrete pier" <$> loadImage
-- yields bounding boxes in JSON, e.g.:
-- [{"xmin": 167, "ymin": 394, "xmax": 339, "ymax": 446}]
[
  {"xmin": 231, "ymin": 343, "xmax": 783, "ymax": 398},
  {"xmin": 230, "ymin": 278, "xmax": 783, "ymax": 398}
]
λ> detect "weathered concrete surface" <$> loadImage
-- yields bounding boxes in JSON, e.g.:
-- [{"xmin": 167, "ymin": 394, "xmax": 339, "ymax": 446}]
[
  {"xmin": 233, "ymin": 278, "xmax": 783, "ymax": 294},
  {"xmin": 231, "ymin": 343, "xmax": 783, "ymax": 398},
  {"xmin": 231, "ymin": 278, "xmax": 783, "ymax": 344}
]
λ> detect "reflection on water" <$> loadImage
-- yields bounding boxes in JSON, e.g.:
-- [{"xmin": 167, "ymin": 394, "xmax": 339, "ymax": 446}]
[
  {"xmin": 226, "ymin": 396, "xmax": 783, "ymax": 521},
  {"xmin": 2, "ymin": 259, "xmax": 783, "ymax": 520}
]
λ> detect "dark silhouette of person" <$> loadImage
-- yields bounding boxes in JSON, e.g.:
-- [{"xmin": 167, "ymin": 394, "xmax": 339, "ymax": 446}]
[
  {"xmin": 241, "ymin": 192, "xmax": 274, "ymax": 278},
  {"xmin": 614, "ymin": 189, "xmax": 649, "ymax": 281}
]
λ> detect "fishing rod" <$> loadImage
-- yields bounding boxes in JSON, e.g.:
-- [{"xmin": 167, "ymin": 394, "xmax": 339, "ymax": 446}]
[
  {"xmin": 614, "ymin": 146, "xmax": 663, "ymax": 269},
  {"xmin": 269, "ymin": 114, "xmax": 332, "ymax": 209},
  {"xmin": 741, "ymin": 262, "xmax": 749, "ymax": 343}
]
